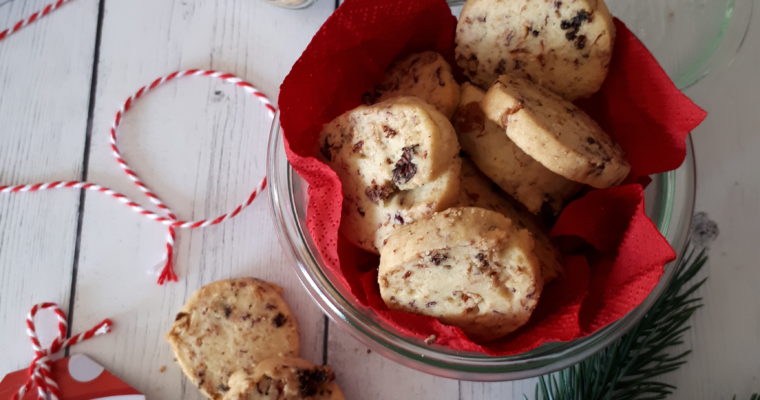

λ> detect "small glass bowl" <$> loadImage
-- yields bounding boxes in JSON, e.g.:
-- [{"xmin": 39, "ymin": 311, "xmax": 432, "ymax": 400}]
[{"xmin": 267, "ymin": 116, "xmax": 696, "ymax": 381}]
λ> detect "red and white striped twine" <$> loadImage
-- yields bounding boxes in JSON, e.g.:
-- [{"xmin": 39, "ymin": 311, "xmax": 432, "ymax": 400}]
[
  {"xmin": 1, "ymin": 1, "xmax": 276, "ymax": 284},
  {"xmin": 13, "ymin": 303, "xmax": 112, "ymax": 400},
  {"xmin": 0, "ymin": 0, "xmax": 73, "ymax": 41}
]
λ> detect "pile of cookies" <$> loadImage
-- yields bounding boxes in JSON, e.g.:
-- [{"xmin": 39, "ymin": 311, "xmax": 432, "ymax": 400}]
[
  {"xmin": 319, "ymin": 0, "xmax": 630, "ymax": 341},
  {"xmin": 166, "ymin": 278, "xmax": 344, "ymax": 399}
]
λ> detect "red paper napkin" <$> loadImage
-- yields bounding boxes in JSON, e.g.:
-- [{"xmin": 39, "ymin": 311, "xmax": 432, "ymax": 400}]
[{"xmin": 279, "ymin": 0, "xmax": 706, "ymax": 355}]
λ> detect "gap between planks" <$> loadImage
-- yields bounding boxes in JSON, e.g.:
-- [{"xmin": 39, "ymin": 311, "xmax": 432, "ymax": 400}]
[{"xmin": 65, "ymin": 0, "xmax": 106, "ymax": 350}]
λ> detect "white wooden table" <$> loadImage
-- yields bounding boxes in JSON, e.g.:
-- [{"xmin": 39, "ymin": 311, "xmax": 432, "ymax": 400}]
[{"xmin": 1, "ymin": 1, "xmax": 758, "ymax": 399}]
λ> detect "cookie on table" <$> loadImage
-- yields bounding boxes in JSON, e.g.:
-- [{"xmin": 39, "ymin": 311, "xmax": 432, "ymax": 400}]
[
  {"xmin": 223, "ymin": 357, "xmax": 344, "ymax": 400},
  {"xmin": 367, "ymin": 51, "xmax": 461, "ymax": 118},
  {"xmin": 453, "ymin": 82, "xmax": 580, "ymax": 214},
  {"xmin": 482, "ymin": 75, "xmax": 630, "ymax": 188},
  {"xmin": 458, "ymin": 160, "xmax": 563, "ymax": 282},
  {"xmin": 166, "ymin": 278, "xmax": 300, "ymax": 400},
  {"xmin": 320, "ymin": 96, "xmax": 461, "ymax": 253},
  {"xmin": 378, "ymin": 207, "xmax": 543, "ymax": 341},
  {"xmin": 455, "ymin": 0, "xmax": 615, "ymax": 99}
]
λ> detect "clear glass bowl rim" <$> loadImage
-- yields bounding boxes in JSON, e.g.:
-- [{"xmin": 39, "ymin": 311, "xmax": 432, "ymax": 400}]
[{"xmin": 267, "ymin": 115, "xmax": 696, "ymax": 381}]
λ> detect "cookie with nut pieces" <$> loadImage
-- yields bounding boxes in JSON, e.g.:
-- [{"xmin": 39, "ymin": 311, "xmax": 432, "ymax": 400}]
[
  {"xmin": 454, "ymin": 82, "xmax": 580, "ymax": 214},
  {"xmin": 367, "ymin": 51, "xmax": 461, "ymax": 118},
  {"xmin": 223, "ymin": 357, "xmax": 344, "ymax": 400},
  {"xmin": 378, "ymin": 207, "xmax": 543, "ymax": 341},
  {"xmin": 320, "ymin": 96, "xmax": 461, "ymax": 253},
  {"xmin": 458, "ymin": 160, "xmax": 564, "ymax": 283},
  {"xmin": 482, "ymin": 75, "xmax": 630, "ymax": 188},
  {"xmin": 456, "ymin": 0, "xmax": 615, "ymax": 100},
  {"xmin": 166, "ymin": 278, "xmax": 300, "ymax": 400}
]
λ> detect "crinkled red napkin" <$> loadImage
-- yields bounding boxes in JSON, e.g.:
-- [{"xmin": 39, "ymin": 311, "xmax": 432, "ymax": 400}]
[{"xmin": 279, "ymin": 0, "xmax": 706, "ymax": 355}]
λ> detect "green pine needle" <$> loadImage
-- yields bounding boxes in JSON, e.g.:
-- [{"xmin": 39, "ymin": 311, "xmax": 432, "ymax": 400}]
[{"xmin": 531, "ymin": 247, "xmax": 708, "ymax": 400}]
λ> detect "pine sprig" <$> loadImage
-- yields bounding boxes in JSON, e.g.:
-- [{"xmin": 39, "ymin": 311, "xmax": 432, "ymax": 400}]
[{"xmin": 532, "ymin": 248, "xmax": 708, "ymax": 400}]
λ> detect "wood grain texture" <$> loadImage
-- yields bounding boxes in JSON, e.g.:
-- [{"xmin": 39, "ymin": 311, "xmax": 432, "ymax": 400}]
[
  {"xmin": 661, "ymin": 9, "xmax": 760, "ymax": 399},
  {"xmin": 66, "ymin": 0, "xmax": 334, "ymax": 398},
  {"xmin": 460, "ymin": 380, "xmax": 537, "ymax": 400},
  {"xmin": 0, "ymin": 0, "xmax": 98, "ymax": 374}
]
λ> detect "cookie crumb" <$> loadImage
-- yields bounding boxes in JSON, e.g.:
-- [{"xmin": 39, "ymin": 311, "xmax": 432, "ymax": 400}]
[
  {"xmin": 424, "ymin": 334, "xmax": 437, "ymax": 345},
  {"xmin": 159, "ymin": 365, "xmax": 167, "ymax": 373}
]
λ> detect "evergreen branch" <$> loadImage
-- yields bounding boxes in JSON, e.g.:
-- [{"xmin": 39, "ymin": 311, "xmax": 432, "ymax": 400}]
[{"xmin": 532, "ymin": 247, "xmax": 708, "ymax": 400}]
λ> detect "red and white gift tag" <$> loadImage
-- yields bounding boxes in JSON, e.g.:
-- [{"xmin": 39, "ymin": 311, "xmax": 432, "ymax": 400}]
[
  {"xmin": 0, "ymin": 303, "xmax": 143, "ymax": 400},
  {"xmin": 0, "ymin": 355, "xmax": 144, "ymax": 400}
]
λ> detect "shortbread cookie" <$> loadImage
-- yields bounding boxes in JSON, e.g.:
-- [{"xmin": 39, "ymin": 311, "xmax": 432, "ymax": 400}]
[
  {"xmin": 167, "ymin": 279, "xmax": 300, "ymax": 400},
  {"xmin": 224, "ymin": 358, "xmax": 344, "ymax": 400},
  {"xmin": 320, "ymin": 97, "xmax": 461, "ymax": 253},
  {"xmin": 455, "ymin": 0, "xmax": 615, "ymax": 99},
  {"xmin": 458, "ymin": 160, "xmax": 563, "ymax": 282},
  {"xmin": 482, "ymin": 75, "xmax": 630, "ymax": 188},
  {"xmin": 379, "ymin": 207, "xmax": 542, "ymax": 341},
  {"xmin": 454, "ymin": 83, "xmax": 579, "ymax": 214},
  {"xmin": 367, "ymin": 51, "xmax": 461, "ymax": 118}
]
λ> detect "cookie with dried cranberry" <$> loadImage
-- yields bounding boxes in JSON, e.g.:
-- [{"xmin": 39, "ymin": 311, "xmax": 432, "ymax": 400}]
[
  {"xmin": 223, "ymin": 357, "xmax": 344, "ymax": 400},
  {"xmin": 166, "ymin": 278, "xmax": 300, "ymax": 400},
  {"xmin": 378, "ymin": 207, "xmax": 543, "ymax": 341},
  {"xmin": 482, "ymin": 75, "xmax": 630, "ymax": 188},
  {"xmin": 454, "ymin": 82, "xmax": 580, "ymax": 214},
  {"xmin": 455, "ymin": 0, "xmax": 615, "ymax": 99},
  {"xmin": 320, "ymin": 96, "xmax": 461, "ymax": 253},
  {"xmin": 367, "ymin": 51, "xmax": 461, "ymax": 118},
  {"xmin": 458, "ymin": 160, "xmax": 564, "ymax": 282}
]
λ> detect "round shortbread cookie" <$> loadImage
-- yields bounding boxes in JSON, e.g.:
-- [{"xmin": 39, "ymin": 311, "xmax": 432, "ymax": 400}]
[
  {"xmin": 223, "ymin": 358, "xmax": 344, "ymax": 400},
  {"xmin": 379, "ymin": 207, "xmax": 543, "ymax": 341},
  {"xmin": 458, "ymin": 160, "xmax": 563, "ymax": 282},
  {"xmin": 320, "ymin": 97, "xmax": 461, "ymax": 253},
  {"xmin": 482, "ymin": 75, "xmax": 630, "ymax": 188},
  {"xmin": 454, "ymin": 82, "xmax": 580, "ymax": 214},
  {"xmin": 367, "ymin": 51, "xmax": 461, "ymax": 118},
  {"xmin": 455, "ymin": 0, "xmax": 615, "ymax": 99},
  {"xmin": 166, "ymin": 279, "xmax": 300, "ymax": 400}
]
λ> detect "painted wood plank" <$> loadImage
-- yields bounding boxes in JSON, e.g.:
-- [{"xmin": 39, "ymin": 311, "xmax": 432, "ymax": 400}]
[
  {"xmin": 66, "ymin": 0, "xmax": 334, "ymax": 398},
  {"xmin": 0, "ymin": 0, "xmax": 98, "ymax": 374},
  {"xmin": 660, "ymin": 9, "xmax": 760, "ymax": 399},
  {"xmin": 460, "ymin": 380, "xmax": 537, "ymax": 400}
]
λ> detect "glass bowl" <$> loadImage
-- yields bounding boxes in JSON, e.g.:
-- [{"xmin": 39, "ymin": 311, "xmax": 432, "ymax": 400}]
[{"xmin": 267, "ymin": 115, "xmax": 696, "ymax": 381}]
